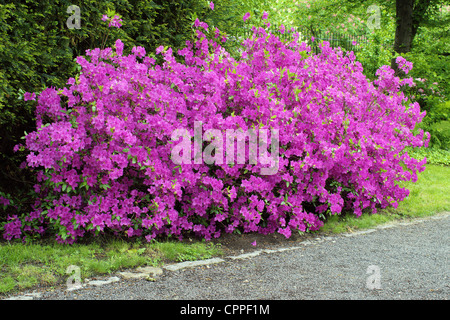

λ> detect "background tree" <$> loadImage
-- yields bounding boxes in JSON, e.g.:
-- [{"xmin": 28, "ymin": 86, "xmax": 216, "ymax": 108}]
[{"xmin": 391, "ymin": 0, "xmax": 449, "ymax": 74}]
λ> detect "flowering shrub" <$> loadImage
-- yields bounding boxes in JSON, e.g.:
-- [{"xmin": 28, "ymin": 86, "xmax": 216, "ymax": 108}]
[
  {"xmin": 2, "ymin": 14, "xmax": 429, "ymax": 243},
  {"xmin": 399, "ymin": 75, "xmax": 449, "ymax": 150},
  {"xmin": 406, "ymin": 77, "xmax": 446, "ymax": 116}
]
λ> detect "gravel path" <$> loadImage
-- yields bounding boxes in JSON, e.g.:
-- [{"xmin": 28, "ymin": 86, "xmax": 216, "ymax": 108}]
[{"xmin": 6, "ymin": 213, "xmax": 449, "ymax": 302}]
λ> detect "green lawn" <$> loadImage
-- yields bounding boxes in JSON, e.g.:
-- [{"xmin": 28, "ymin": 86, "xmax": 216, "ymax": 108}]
[{"xmin": 0, "ymin": 238, "xmax": 222, "ymax": 296}]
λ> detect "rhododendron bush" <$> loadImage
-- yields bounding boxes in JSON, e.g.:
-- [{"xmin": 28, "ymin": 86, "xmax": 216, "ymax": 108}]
[{"xmin": 2, "ymin": 17, "xmax": 429, "ymax": 243}]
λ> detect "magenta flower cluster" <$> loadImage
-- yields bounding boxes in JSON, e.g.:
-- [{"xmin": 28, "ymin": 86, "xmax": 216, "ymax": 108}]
[
  {"xmin": 102, "ymin": 14, "xmax": 122, "ymax": 28},
  {"xmin": 2, "ymin": 19, "xmax": 429, "ymax": 243},
  {"xmin": 0, "ymin": 196, "xmax": 10, "ymax": 207}
]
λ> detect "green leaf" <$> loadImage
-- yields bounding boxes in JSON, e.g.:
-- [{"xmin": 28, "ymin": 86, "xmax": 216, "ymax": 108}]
[{"xmin": 100, "ymin": 184, "xmax": 110, "ymax": 190}]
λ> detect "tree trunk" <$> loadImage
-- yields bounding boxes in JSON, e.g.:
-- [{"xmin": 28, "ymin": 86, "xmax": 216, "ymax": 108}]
[
  {"xmin": 391, "ymin": 0, "xmax": 432, "ymax": 75},
  {"xmin": 391, "ymin": 0, "xmax": 414, "ymax": 75}
]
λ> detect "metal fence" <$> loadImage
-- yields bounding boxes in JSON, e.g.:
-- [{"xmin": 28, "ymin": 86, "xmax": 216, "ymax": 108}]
[{"xmin": 227, "ymin": 24, "xmax": 369, "ymax": 56}]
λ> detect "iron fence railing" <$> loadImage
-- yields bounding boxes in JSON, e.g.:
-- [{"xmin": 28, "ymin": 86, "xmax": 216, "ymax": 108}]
[{"xmin": 226, "ymin": 25, "xmax": 370, "ymax": 56}]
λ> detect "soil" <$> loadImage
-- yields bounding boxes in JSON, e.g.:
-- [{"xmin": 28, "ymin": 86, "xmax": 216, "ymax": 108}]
[{"xmin": 210, "ymin": 229, "xmax": 324, "ymax": 257}]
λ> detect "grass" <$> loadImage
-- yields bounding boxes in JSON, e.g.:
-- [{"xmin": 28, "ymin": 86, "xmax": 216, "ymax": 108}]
[
  {"xmin": 320, "ymin": 164, "xmax": 450, "ymax": 234},
  {"xmin": 1, "ymin": 164, "xmax": 448, "ymax": 297},
  {"xmin": 0, "ymin": 238, "xmax": 222, "ymax": 296}
]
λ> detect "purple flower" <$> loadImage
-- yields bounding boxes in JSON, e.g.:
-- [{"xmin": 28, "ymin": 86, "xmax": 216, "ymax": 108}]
[
  {"xmin": 243, "ymin": 12, "xmax": 251, "ymax": 22},
  {"xmin": 199, "ymin": 21, "xmax": 209, "ymax": 31},
  {"xmin": 156, "ymin": 45, "xmax": 165, "ymax": 54},
  {"xmin": 114, "ymin": 39, "xmax": 124, "ymax": 56},
  {"xmin": 108, "ymin": 15, "xmax": 122, "ymax": 28},
  {"xmin": 3, "ymin": 217, "xmax": 22, "ymax": 240},
  {"xmin": 262, "ymin": 11, "xmax": 268, "ymax": 20},
  {"xmin": 132, "ymin": 46, "xmax": 146, "ymax": 58},
  {"xmin": 92, "ymin": 214, "xmax": 105, "ymax": 229},
  {"xmin": 0, "ymin": 196, "xmax": 10, "ymax": 206},
  {"xmin": 278, "ymin": 227, "xmax": 291, "ymax": 238},
  {"xmin": 24, "ymin": 92, "xmax": 36, "ymax": 101},
  {"xmin": 65, "ymin": 169, "xmax": 80, "ymax": 188},
  {"xmin": 395, "ymin": 56, "xmax": 413, "ymax": 74},
  {"xmin": 209, "ymin": 2, "xmax": 214, "ymax": 10}
]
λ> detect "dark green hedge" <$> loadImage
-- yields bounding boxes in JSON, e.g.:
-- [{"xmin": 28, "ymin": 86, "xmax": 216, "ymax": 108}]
[{"xmin": 0, "ymin": 0, "xmax": 239, "ymax": 196}]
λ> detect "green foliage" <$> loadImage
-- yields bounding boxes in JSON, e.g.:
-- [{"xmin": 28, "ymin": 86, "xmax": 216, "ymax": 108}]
[
  {"xmin": 408, "ymin": 145, "xmax": 450, "ymax": 165},
  {"xmin": 422, "ymin": 119, "xmax": 450, "ymax": 151},
  {"xmin": 292, "ymin": 0, "xmax": 369, "ymax": 33},
  {"xmin": 0, "ymin": 0, "xmax": 235, "ymax": 197},
  {"xmin": 226, "ymin": 0, "xmax": 298, "ymax": 27},
  {"xmin": 356, "ymin": 11, "xmax": 396, "ymax": 79},
  {"xmin": 404, "ymin": 11, "xmax": 450, "ymax": 149},
  {"xmin": 404, "ymin": 7, "xmax": 450, "ymax": 97},
  {"xmin": 286, "ymin": 0, "xmax": 395, "ymax": 78}
]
